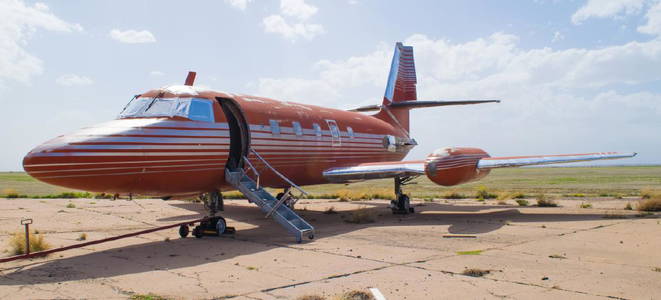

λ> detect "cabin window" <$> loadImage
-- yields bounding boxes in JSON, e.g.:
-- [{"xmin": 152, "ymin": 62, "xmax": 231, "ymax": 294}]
[
  {"xmin": 292, "ymin": 121, "xmax": 303, "ymax": 136},
  {"xmin": 269, "ymin": 120, "xmax": 280, "ymax": 136},
  {"xmin": 313, "ymin": 123, "xmax": 322, "ymax": 137},
  {"xmin": 347, "ymin": 127, "xmax": 355, "ymax": 139}
]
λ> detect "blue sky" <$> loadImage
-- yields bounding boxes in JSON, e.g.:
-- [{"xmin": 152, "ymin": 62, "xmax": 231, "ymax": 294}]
[{"xmin": 2, "ymin": 0, "xmax": 660, "ymax": 171}]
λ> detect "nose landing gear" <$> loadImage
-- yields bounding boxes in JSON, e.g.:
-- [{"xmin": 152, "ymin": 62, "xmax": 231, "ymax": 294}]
[{"xmin": 179, "ymin": 190, "xmax": 236, "ymax": 238}]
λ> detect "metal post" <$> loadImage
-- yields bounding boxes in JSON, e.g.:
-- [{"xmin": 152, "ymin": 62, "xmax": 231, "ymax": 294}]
[{"xmin": 21, "ymin": 218, "xmax": 33, "ymax": 255}]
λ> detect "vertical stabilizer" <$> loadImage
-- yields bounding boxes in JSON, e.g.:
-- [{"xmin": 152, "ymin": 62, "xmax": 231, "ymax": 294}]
[{"xmin": 375, "ymin": 42, "xmax": 417, "ymax": 134}]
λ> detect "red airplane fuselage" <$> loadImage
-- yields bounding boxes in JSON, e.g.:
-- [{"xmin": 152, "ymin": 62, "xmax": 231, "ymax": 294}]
[{"xmin": 23, "ymin": 86, "xmax": 409, "ymax": 197}]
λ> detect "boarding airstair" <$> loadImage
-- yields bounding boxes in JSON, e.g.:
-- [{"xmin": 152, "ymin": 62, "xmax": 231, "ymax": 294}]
[{"xmin": 225, "ymin": 149, "xmax": 315, "ymax": 243}]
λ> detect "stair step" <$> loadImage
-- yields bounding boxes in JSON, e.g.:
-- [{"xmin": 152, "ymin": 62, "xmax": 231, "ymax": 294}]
[{"xmin": 225, "ymin": 168, "xmax": 314, "ymax": 243}]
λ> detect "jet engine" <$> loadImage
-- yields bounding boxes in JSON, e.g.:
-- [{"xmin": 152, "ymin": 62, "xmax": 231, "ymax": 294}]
[{"xmin": 424, "ymin": 147, "xmax": 491, "ymax": 186}]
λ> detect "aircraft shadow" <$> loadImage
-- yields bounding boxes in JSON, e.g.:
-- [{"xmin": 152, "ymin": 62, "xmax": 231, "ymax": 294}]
[{"xmin": 1, "ymin": 200, "xmax": 626, "ymax": 285}]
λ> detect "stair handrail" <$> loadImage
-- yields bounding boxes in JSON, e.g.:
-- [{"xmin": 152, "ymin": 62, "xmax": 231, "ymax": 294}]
[
  {"xmin": 250, "ymin": 149, "xmax": 309, "ymax": 197},
  {"xmin": 243, "ymin": 155, "xmax": 260, "ymax": 189}
]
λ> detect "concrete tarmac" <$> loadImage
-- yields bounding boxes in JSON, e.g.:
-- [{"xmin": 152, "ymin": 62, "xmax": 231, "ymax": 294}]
[{"xmin": 0, "ymin": 197, "xmax": 659, "ymax": 299}]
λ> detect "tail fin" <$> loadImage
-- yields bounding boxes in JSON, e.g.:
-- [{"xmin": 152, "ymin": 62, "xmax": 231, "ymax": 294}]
[{"xmin": 375, "ymin": 42, "xmax": 417, "ymax": 134}]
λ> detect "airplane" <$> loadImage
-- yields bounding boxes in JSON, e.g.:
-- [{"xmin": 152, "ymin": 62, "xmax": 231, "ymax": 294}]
[{"xmin": 22, "ymin": 42, "xmax": 636, "ymax": 242}]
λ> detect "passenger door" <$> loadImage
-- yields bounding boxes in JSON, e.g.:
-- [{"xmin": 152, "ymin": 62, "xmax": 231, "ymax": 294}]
[{"xmin": 325, "ymin": 119, "xmax": 341, "ymax": 146}]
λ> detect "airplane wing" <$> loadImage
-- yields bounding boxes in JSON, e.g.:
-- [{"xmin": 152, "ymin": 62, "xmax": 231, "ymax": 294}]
[{"xmin": 323, "ymin": 152, "xmax": 636, "ymax": 183}]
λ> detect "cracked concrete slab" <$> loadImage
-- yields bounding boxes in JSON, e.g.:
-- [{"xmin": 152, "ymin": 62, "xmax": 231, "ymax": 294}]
[{"xmin": 0, "ymin": 197, "xmax": 659, "ymax": 299}]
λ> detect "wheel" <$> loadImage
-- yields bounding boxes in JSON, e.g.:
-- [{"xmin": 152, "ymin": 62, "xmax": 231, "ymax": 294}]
[
  {"xmin": 178, "ymin": 225, "xmax": 190, "ymax": 238},
  {"xmin": 193, "ymin": 226, "xmax": 203, "ymax": 238},
  {"xmin": 215, "ymin": 217, "xmax": 227, "ymax": 236},
  {"xmin": 308, "ymin": 234, "xmax": 314, "ymax": 240}
]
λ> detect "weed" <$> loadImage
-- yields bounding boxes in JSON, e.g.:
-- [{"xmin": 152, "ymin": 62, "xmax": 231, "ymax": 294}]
[
  {"xmin": 625, "ymin": 203, "xmax": 633, "ymax": 210},
  {"xmin": 652, "ymin": 267, "xmax": 661, "ymax": 272},
  {"xmin": 423, "ymin": 197, "xmax": 434, "ymax": 202},
  {"xmin": 246, "ymin": 266, "xmax": 258, "ymax": 271},
  {"xmin": 130, "ymin": 294, "xmax": 170, "ymax": 300},
  {"xmin": 66, "ymin": 202, "xmax": 76, "ymax": 209},
  {"xmin": 497, "ymin": 200, "xmax": 508, "ymax": 205},
  {"xmin": 9, "ymin": 231, "xmax": 51, "ymax": 255},
  {"xmin": 516, "ymin": 199, "xmax": 529, "ymax": 206},
  {"xmin": 462, "ymin": 268, "xmax": 490, "ymax": 277},
  {"xmin": 475, "ymin": 186, "xmax": 497, "ymax": 200},
  {"xmin": 579, "ymin": 202, "xmax": 592, "ymax": 209},
  {"xmin": 640, "ymin": 188, "xmax": 658, "ymax": 199},
  {"xmin": 638, "ymin": 197, "xmax": 661, "ymax": 212},
  {"xmin": 536, "ymin": 194, "xmax": 558, "ymax": 207},
  {"xmin": 78, "ymin": 233, "xmax": 87, "ymax": 241},
  {"xmin": 567, "ymin": 193, "xmax": 586, "ymax": 197},
  {"xmin": 323, "ymin": 206, "xmax": 338, "ymax": 214},
  {"xmin": 336, "ymin": 290, "xmax": 374, "ymax": 300},
  {"xmin": 442, "ymin": 191, "xmax": 466, "ymax": 199},
  {"xmin": 344, "ymin": 208, "xmax": 376, "ymax": 224},
  {"xmin": 297, "ymin": 296, "xmax": 326, "ymax": 300},
  {"xmin": 549, "ymin": 254, "xmax": 566, "ymax": 259},
  {"xmin": 457, "ymin": 250, "xmax": 483, "ymax": 255}
]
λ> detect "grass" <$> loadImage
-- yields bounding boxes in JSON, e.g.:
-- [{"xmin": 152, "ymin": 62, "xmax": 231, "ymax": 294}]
[
  {"xmin": 3, "ymin": 166, "xmax": 661, "ymax": 199},
  {"xmin": 625, "ymin": 203, "xmax": 633, "ymax": 210},
  {"xmin": 462, "ymin": 268, "xmax": 490, "ymax": 277},
  {"xmin": 475, "ymin": 186, "xmax": 497, "ymax": 200},
  {"xmin": 457, "ymin": 250, "xmax": 483, "ymax": 255},
  {"xmin": 66, "ymin": 202, "xmax": 76, "ymax": 208},
  {"xmin": 335, "ymin": 290, "xmax": 374, "ymax": 300},
  {"xmin": 8, "ymin": 230, "xmax": 51, "ymax": 255},
  {"xmin": 579, "ymin": 202, "xmax": 593, "ymax": 209},
  {"xmin": 130, "ymin": 294, "xmax": 170, "ymax": 300},
  {"xmin": 652, "ymin": 267, "xmax": 661, "ymax": 272},
  {"xmin": 344, "ymin": 208, "xmax": 376, "ymax": 224},
  {"xmin": 638, "ymin": 198, "xmax": 661, "ymax": 212},
  {"xmin": 516, "ymin": 199, "xmax": 529, "ymax": 206},
  {"xmin": 78, "ymin": 233, "xmax": 87, "ymax": 241},
  {"xmin": 536, "ymin": 194, "xmax": 558, "ymax": 207}
]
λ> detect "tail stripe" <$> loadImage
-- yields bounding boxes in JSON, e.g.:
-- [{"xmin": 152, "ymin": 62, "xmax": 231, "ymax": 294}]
[{"xmin": 384, "ymin": 42, "xmax": 417, "ymax": 102}]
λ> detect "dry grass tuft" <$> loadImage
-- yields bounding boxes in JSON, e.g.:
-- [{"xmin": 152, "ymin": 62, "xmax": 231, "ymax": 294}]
[
  {"xmin": 462, "ymin": 268, "xmax": 490, "ymax": 277},
  {"xmin": 625, "ymin": 202, "xmax": 633, "ymax": 210},
  {"xmin": 130, "ymin": 294, "xmax": 170, "ymax": 300},
  {"xmin": 297, "ymin": 295, "xmax": 326, "ymax": 300},
  {"xmin": 640, "ymin": 188, "xmax": 660, "ymax": 199},
  {"xmin": 603, "ymin": 212, "xmax": 628, "ymax": 219},
  {"xmin": 66, "ymin": 202, "xmax": 76, "ymax": 209},
  {"xmin": 536, "ymin": 194, "xmax": 558, "ymax": 207},
  {"xmin": 442, "ymin": 191, "xmax": 466, "ymax": 199},
  {"xmin": 497, "ymin": 200, "xmax": 508, "ymax": 205},
  {"xmin": 344, "ymin": 208, "xmax": 376, "ymax": 224},
  {"xmin": 516, "ymin": 199, "xmax": 529, "ymax": 206},
  {"xmin": 323, "ymin": 206, "xmax": 338, "ymax": 214},
  {"xmin": 475, "ymin": 186, "xmax": 497, "ymax": 200},
  {"xmin": 579, "ymin": 202, "xmax": 592, "ymax": 209},
  {"xmin": 78, "ymin": 233, "xmax": 87, "ymax": 241},
  {"xmin": 8, "ymin": 231, "xmax": 51, "ymax": 255},
  {"xmin": 652, "ymin": 267, "xmax": 661, "ymax": 272},
  {"xmin": 334, "ymin": 290, "xmax": 374, "ymax": 300},
  {"xmin": 638, "ymin": 195, "xmax": 661, "ymax": 212}
]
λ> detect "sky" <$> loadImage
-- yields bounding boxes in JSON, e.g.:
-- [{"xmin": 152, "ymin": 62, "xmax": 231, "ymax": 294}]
[{"xmin": 1, "ymin": 0, "xmax": 660, "ymax": 171}]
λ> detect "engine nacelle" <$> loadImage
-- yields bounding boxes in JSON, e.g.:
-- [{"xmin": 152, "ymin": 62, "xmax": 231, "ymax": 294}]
[{"xmin": 424, "ymin": 147, "xmax": 491, "ymax": 186}]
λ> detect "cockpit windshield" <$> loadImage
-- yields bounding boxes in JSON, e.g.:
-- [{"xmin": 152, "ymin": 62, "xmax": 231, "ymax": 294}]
[{"xmin": 118, "ymin": 97, "xmax": 214, "ymax": 122}]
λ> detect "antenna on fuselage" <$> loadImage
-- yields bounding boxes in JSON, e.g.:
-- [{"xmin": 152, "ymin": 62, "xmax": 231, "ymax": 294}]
[{"xmin": 184, "ymin": 71, "xmax": 196, "ymax": 86}]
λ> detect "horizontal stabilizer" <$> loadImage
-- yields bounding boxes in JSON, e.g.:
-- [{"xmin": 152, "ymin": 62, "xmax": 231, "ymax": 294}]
[
  {"xmin": 477, "ymin": 152, "xmax": 637, "ymax": 169},
  {"xmin": 348, "ymin": 100, "xmax": 500, "ymax": 112}
]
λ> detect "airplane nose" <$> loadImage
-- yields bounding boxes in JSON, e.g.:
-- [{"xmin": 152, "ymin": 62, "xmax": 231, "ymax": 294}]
[{"xmin": 22, "ymin": 135, "xmax": 74, "ymax": 188}]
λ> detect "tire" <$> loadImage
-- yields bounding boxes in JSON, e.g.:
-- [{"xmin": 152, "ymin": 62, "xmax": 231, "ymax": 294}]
[
  {"xmin": 178, "ymin": 225, "xmax": 190, "ymax": 238},
  {"xmin": 193, "ymin": 226, "xmax": 203, "ymax": 238},
  {"xmin": 215, "ymin": 217, "xmax": 227, "ymax": 236}
]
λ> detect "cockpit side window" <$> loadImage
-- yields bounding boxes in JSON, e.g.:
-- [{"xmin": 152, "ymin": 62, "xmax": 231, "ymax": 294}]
[{"xmin": 188, "ymin": 99, "xmax": 214, "ymax": 122}]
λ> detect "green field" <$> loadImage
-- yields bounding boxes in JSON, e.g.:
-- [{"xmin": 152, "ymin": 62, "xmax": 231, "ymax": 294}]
[{"xmin": 2, "ymin": 166, "xmax": 660, "ymax": 199}]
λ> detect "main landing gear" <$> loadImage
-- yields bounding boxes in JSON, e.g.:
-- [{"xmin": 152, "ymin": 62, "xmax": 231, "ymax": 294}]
[
  {"xmin": 390, "ymin": 176, "xmax": 415, "ymax": 214},
  {"xmin": 179, "ymin": 190, "xmax": 236, "ymax": 238}
]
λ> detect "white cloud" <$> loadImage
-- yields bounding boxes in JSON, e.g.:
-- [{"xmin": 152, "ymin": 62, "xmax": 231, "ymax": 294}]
[
  {"xmin": 638, "ymin": 1, "xmax": 661, "ymax": 35},
  {"xmin": 281, "ymin": 0, "xmax": 318, "ymax": 20},
  {"xmin": 0, "ymin": 0, "xmax": 82, "ymax": 87},
  {"xmin": 552, "ymin": 31, "xmax": 565, "ymax": 42},
  {"xmin": 56, "ymin": 74, "xmax": 93, "ymax": 86},
  {"xmin": 109, "ymin": 29, "xmax": 156, "ymax": 44},
  {"xmin": 252, "ymin": 33, "xmax": 661, "ymax": 162},
  {"xmin": 263, "ymin": 15, "xmax": 324, "ymax": 41},
  {"xmin": 572, "ymin": 0, "xmax": 646, "ymax": 24},
  {"xmin": 224, "ymin": 0, "xmax": 252, "ymax": 10}
]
